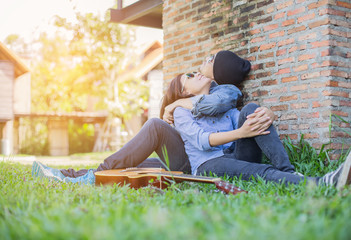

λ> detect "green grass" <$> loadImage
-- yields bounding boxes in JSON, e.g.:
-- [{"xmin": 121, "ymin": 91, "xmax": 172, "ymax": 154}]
[{"xmin": 1, "ymin": 141, "xmax": 351, "ymax": 240}]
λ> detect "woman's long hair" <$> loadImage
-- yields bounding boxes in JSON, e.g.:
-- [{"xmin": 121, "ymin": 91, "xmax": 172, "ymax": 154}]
[{"xmin": 160, "ymin": 74, "xmax": 194, "ymax": 119}]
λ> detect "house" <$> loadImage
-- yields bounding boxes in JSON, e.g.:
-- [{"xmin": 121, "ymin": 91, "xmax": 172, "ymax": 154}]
[{"xmin": 0, "ymin": 41, "xmax": 30, "ymax": 155}]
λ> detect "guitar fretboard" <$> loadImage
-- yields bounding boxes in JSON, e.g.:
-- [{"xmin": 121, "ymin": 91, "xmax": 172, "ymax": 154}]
[{"xmin": 143, "ymin": 172, "xmax": 222, "ymax": 184}]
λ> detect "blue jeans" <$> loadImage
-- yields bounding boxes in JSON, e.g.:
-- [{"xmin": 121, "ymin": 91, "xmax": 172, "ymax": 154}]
[
  {"xmin": 197, "ymin": 103, "xmax": 316, "ymax": 185},
  {"xmin": 61, "ymin": 118, "xmax": 191, "ymax": 177}
]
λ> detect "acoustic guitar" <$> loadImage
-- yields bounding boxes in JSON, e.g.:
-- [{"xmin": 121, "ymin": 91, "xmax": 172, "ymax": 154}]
[{"xmin": 94, "ymin": 168, "xmax": 247, "ymax": 195}]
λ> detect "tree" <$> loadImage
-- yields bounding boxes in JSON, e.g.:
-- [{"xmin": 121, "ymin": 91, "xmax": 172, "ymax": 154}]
[{"xmin": 30, "ymin": 11, "xmax": 149, "ymax": 117}]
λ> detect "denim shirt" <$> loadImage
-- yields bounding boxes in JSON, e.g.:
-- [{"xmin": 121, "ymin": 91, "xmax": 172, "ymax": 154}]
[
  {"xmin": 190, "ymin": 81, "xmax": 242, "ymax": 118},
  {"xmin": 174, "ymin": 107, "xmax": 240, "ymax": 175}
]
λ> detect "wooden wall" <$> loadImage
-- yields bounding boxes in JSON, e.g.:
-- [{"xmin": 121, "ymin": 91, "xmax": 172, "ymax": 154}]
[{"xmin": 0, "ymin": 61, "xmax": 14, "ymax": 121}]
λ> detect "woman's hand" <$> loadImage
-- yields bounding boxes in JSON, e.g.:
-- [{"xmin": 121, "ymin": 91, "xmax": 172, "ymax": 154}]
[
  {"xmin": 163, "ymin": 103, "xmax": 175, "ymax": 124},
  {"xmin": 246, "ymin": 107, "xmax": 274, "ymax": 132},
  {"xmin": 163, "ymin": 99, "xmax": 193, "ymax": 124}
]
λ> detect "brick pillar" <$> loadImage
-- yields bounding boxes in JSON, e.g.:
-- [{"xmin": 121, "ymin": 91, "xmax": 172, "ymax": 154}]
[{"xmin": 163, "ymin": 0, "xmax": 351, "ymax": 158}]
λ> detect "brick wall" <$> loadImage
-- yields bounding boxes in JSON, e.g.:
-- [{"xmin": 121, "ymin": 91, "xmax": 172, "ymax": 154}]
[{"xmin": 163, "ymin": 0, "xmax": 351, "ymax": 158}]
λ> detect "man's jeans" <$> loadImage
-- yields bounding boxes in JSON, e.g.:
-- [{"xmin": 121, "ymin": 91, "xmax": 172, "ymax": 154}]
[
  {"xmin": 61, "ymin": 118, "xmax": 191, "ymax": 177},
  {"xmin": 197, "ymin": 103, "xmax": 315, "ymax": 185}
]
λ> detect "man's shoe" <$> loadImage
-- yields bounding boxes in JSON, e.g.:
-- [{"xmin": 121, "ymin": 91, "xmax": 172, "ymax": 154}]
[
  {"xmin": 336, "ymin": 152, "xmax": 351, "ymax": 190},
  {"xmin": 320, "ymin": 152, "xmax": 351, "ymax": 189}
]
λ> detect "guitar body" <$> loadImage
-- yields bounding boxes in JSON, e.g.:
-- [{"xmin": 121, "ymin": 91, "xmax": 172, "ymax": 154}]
[
  {"xmin": 95, "ymin": 168, "xmax": 183, "ymax": 189},
  {"xmin": 94, "ymin": 168, "xmax": 248, "ymax": 195}
]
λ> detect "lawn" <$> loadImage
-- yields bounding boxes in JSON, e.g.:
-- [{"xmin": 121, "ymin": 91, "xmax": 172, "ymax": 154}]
[{"xmin": 1, "ymin": 138, "xmax": 351, "ymax": 240}]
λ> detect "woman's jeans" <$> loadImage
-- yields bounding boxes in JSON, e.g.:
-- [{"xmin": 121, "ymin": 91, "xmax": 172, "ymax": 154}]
[
  {"xmin": 60, "ymin": 118, "xmax": 191, "ymax": 177},
  {"xmin": 197, "ymin": 103, "xmax": 316, "ymax": 185}
]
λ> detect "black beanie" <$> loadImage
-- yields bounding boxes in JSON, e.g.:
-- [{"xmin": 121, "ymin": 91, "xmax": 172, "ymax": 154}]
[{"xmin": 213, "ymin": 50, "xmax": 251, "ymax": 85}]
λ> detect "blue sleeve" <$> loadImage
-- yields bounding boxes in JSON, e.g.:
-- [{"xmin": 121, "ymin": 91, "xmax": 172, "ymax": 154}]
[
  {"xmin": 190, "ymin": 84, "xmax": 242, "ymax": 118},
  {"xmin": 173, "ymin": 107, "xmax": 215, "ymax": 151}
]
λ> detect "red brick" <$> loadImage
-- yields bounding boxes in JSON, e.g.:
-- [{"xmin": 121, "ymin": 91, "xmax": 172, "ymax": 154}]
[
  {"xmin": 277, "ymin": 68, "xmax": 291, "ymax": 75},
  {"xmin": 309, "ymin": 18, "xmax": 330, "ymax": 28},
  {"xmin": 308, "ymin": 0, "xmax": 328, "ymax": 9},
  {"xmin": 321, "ymin": 70, "xmax": 349, "ymax": 78},
  {"xmin": 288, "ymin": 25, "xmax": 306, "ymax": 34},
  {"xmin": 262, "ymin": 80, "xmax": 277, "ymax": 86},
  {"xmin": 301, "ymin": 112, "xmax": 320, "ymax": 118},
  {"xmin": 281, "ymin": 134, "xmax": 298, "ymax": 140},
  {"xmin": 304, "ymin": 133, "xmax": 319, "ymax": 139},
  {"xmin": 340, "ymin": 100, "xmax": 351, "ymax": 107},
  {"xmin": 331, "ymin": 110, "xmax": 348, "ymax": 117},
  {"xmin": 325, "ymin": 80, "xmax": 339, "ymax": 87},
  {"xmin": 282, "ymin": 76, "xmax": 298, "ymax": 82},
  {"xmin": 263, "ymin": 97, "xmax": 278, "ymax": 103},
  {"xmin": 271, "ymin": 86, "xmax": 288, "ymax": 94},
  {"xmin": 278, "ymin": 38, "xmax": 294, "ymax": 46},
  {"xmin": 282, "ymin": 19, "xmax": 295, "ymax": 26},
  {"xmin": 258, "ymin": 52, "xmax": 274, "ymax": 59},
  {"xmin": 271, "ymin": 105, "xmax": 289, "ymax": 111},
  {"xmin": 315, "ymin": 122, "xmax": 329, "ymax": 128},
  {"xmin": 280, "ymin": 95, "xmax": 298, "ymax": 102},
  {"xmin": 292, "ymin": 124, "xmax": 310, "ymax": 130},
  {"xmin": 281, "ymin": 114, "xmax": 298, "ymax": 120},
  {"xmin": 323, "ymin": 90, "xmax": 349, "ymax": 98},
  {"xmin": 337, "ymin": 1, "xmax": 351, "ymax": 9},
  {"xmin": 297, "ymin": 13, "xmax": 315, "ymax": 23},
  {"xmin": 264, "ymin": 24, "xmax": 279, "ymax": 31},
  {"xmin": 269, "ymin": 31, "xmax": 285, "ymax": 39},
  {"xmin": 319, "ymin": 8, "xmax": 346, "ymax": 17},
  {"xmin": 311, "ymin": 40, "xmax": 330, "ymax": 48},
  {"xmin": 277, "ymin": 0, "xmax": 293, "ymax": 10},
  {"xmin": 312, "ymin": 101, "xmax": 320, "ymax": 108},
  {"xmin": 278, "ymin": 57, "xmax": 294, "ymax": 65},
  {"xmin": 251, "ymin": 36, "xmax": 266, "ymax": 43},
  {"xmin": 291, "ymin": 103, "xmax": 309, "ymax": 109},
  {"xmin": 277, "ymin": 49, "xmax": 287, "ymax": 56},
  {"xmin": 278, "ymin": 124, "xmax": 289, "ymax": 130},
  {"xmin": 274, "ymin": 12, "xmax": 285, "ymax": 19},
  {"xmin": 298, "ymin": 33, "xmax": 317, "ymax": 41},
  {"xmin": 301, "ymin": 92, "xmax": 319, "ymax": 99},
  {"xmin": 252, "ymin": 90, "xmax": 268, "ymax": 97},
  {"xmin": 339, "ymin": 81, "xmax": 351, "ymax": 88},
  {"xmin": 249, "ymin": 29, "xmax": 261, "ymax": 35},
  {"xmin": 287, "ymin": 7, "xmax": 305, "ymax": 16},
  {"xmin": 298, "ymin": 54, "xmax": 316, "ymax": 61},
  {"xmin": 301, "ymin": 72, "xmax": 320, "ymax": 80},
  {"xmin": 291, "ymin": 84, "xmax": 308, "ymax": 91},
  {"xmin": 288, "ymin": 46, "xmax": 298, "ymax": 53},
  {"xmin": 250, "ymin": 46, "xmax": 259, "ymax": 53},
  {"xmin": 265, "ymin": 62, "xmax": 275, "ymax": 68},
  {"xmin": 260, "ymin": 42, "xmax": 276, "ymax": 50}
]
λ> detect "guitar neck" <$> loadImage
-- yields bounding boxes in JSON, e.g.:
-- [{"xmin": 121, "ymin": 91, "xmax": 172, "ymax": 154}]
[{"xmin": 152, "ymin": 172, "xmax": 221, "ymax": 184}]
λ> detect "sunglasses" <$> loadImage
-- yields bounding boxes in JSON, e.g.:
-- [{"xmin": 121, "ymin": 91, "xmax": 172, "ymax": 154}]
[
  {"xmin": 181, "ymin": 72, "xmax": 197, "ymax": 92},
  {"xmin": 206, "ymin": 55, "xmax": 215, "ymax": 64}
]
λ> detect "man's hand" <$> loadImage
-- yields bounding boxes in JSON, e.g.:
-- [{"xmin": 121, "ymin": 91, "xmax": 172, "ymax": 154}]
[
  {"xmin": 246, "ymin": 107, "xmax": 275, "ymax": 133},
  {"xmin": 237, "ymin": 117, "xmax": 270, "ymax": 138}
]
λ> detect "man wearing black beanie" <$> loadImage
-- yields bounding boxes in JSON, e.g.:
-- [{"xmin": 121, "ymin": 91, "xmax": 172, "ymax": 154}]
[{"xmin": 200, "ymin": 50, "xmax": 251, "ymax": 86}]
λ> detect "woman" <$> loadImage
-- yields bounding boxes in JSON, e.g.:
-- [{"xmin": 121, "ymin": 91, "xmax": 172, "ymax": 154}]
[
  {"xmin": 162, "ymin": 72, "xmax": 351, "ymax": 188},
  {"xmin": 34, "ymin": 51, "xmax": 255, "ymax": 182}
]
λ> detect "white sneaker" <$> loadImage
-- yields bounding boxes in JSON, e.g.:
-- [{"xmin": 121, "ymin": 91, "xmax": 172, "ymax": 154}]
[
  {"xmin": 320, "ymin": 152, "xmax": 351, "ymax": 189},
  {"xmin": 336, "ymin": 152, "xmax": 351, "ymax": 190}
]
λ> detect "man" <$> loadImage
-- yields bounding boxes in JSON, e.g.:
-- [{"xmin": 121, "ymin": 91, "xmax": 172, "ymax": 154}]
[{"xmin": 34, "ymin": 50, "xmax": 268, "ymax": 182}]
